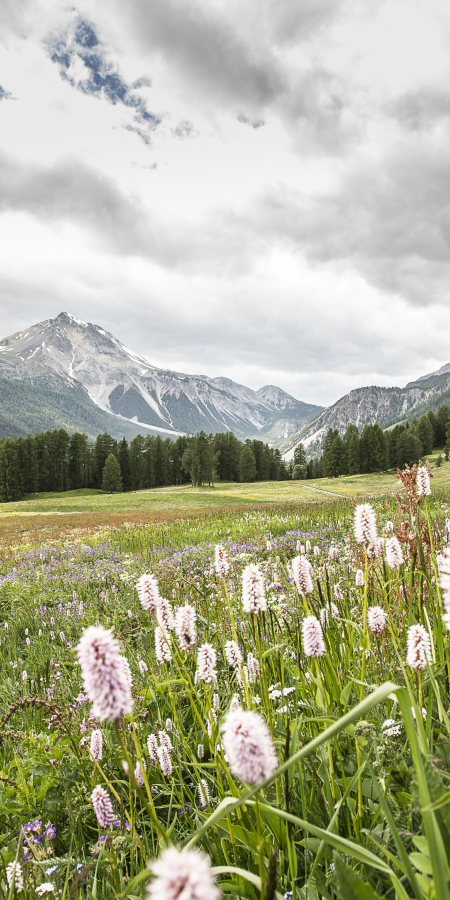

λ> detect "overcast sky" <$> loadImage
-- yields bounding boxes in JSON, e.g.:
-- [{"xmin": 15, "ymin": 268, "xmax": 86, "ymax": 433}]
[{"xmin": 1, "ymin": 0, "xmax": 450, "ymax": 406}]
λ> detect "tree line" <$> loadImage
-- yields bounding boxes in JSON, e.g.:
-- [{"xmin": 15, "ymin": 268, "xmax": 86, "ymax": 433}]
[
  {"xmin": 0, "ymin": 428, "xmax": 292, "ymax": 502},
  {"xmin": 292, "ymin": 405, "xmax": 450, "ymax": 479}
]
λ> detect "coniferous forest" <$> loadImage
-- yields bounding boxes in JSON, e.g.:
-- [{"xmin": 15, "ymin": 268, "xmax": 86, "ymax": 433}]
[{"xmin": 1, "ymin": 404, "xmax": 449, "ymax": 503}]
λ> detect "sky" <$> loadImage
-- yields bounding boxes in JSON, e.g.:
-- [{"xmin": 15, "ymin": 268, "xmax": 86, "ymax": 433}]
[{"xmin": 1, "ymin": 0, "xmax": 450, "ymax": 407}]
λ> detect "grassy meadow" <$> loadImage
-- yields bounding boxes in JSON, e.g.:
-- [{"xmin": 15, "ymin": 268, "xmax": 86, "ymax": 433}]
[{"xmin": 1, "ymin": 462, "xmax": 450, "ymax": 897}]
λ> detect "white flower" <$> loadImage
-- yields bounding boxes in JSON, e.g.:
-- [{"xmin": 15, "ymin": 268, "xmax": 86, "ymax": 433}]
[
  {"xmin": 354, "ymin": 504, "xmax": 378, "ymax": 546},
  {"xmin": 367, "ymin": 606, "xmax": 387, "ymax": 634},
  {"xmin": 416, "ymin": 466, "xmax": 431, "ymax": 497},
  {"xmin": 382, "ymin": 719, "xmax": 401, "ymax": 737},
  {"xmin": 224, "ymin": 640, "xmax": 242, "ymax": 668},
  {"xmin": 36, "ymin": 884, "xmax": 55, "ymax": 895},
  {"xmin": 222, "ymin": 708, "xmax": 277, "ymax": 786},
  {"xmin": 386, "ymin": 535, "xmax": 404, "ymax": 569},
  {"xmin": 292, "ymin": 555, "xmax": 313, "ymax": 595},
  {"xmin": 197, "ymin": 644, "xmax": 217, "ymax": 684},
  {"xmin": 242, "ymin": 564, "xmax": 266, "ymax": 613},
  {"xmin": 214, "ymin": 544, "xmax": 229, "ymax": 577},
  {"xmin": 146, "ymin": 846, "xmax": 220, "ymax": 900},
  {"xmin": 406, "ymin": 623, "xmax": 431, "ymax": 670},
  {"xmin": 175, "ymin": 604, "xmax": 197, "ymax": 650},
  {"xmin": 302, "ymin": 616, "xmax": 325, "ymax": 657}
]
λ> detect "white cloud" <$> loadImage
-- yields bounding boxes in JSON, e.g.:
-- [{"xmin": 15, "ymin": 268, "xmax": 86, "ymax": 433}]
[{"xmin": 1, "ymin": 0, "xmax": 450, "ymax": 409}]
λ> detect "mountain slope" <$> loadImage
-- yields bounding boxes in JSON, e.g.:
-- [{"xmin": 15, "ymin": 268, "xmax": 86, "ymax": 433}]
[
  {"xmin": 0, "ymin": 313, "xmax": 323, "ymax": 441},
  {"xmin": 282, "ymin": 366, "xmax": 450, "ymax": 459}
]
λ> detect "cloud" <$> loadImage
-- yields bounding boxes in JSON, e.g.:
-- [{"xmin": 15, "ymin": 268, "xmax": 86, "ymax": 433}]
[
  {"xmin": 387, "ymin": 88, "xmax": 450, "ymax": 131},
  {"xmin": 0, "ymin": 85, "xmax": 12, "ymax": 100},
  {"xmin": 110, "ymin": 0, "xmax": 286, "ymax": 111},
  {"xmin": 46, "ymin": 17, "xmax": 160, "ymax": 144},
  {"xmin": 237, "ymin": 114, "xmax": 265, "ymax": 129},
  {"xmin": 171, "ymin": 119, "xmax": 199, "ymax": 139}
]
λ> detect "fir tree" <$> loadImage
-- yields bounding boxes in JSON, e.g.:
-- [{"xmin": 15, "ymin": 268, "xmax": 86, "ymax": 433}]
[
  {"xmin": 102, "ymin": 453, "xmax": 123, "ymax": 493},
  {"xmin": 239, "ymin": 445, "xmax": 257, "ymax": 482},
  {"xmin": 117, "ymin": 438, "xmax": 132, "ymax": 491}
]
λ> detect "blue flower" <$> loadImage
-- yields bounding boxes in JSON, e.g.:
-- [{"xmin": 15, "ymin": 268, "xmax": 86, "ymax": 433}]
[{"xmin": 45, "ymin": 866, "xmax": 58, "ymax": 875}]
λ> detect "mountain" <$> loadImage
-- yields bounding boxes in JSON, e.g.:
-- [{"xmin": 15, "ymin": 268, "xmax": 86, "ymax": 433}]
[
  {"xmin": 0, "ymin": 313, "xmax": 323, "ymax": 442},
  {"xmin": 282, "ymin": 365, "xmax": 450, "ymax": 459}
]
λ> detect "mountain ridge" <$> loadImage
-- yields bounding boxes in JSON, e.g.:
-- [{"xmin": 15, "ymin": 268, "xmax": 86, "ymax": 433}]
[{"xmin": 0, "ymin": 312, "xmax": 323, "ymax": 442}]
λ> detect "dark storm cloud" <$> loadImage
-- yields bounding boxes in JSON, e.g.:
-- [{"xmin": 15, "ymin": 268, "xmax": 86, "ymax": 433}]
[{"xmin": 46, "ymin": 18, "xmax": 160, "ymax": 144}]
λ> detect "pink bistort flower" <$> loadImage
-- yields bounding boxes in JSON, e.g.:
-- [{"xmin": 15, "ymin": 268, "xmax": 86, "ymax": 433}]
[
  {"xmin": 146, "ymin": 846, "xmax": 220, "ymax": 900},
  {"xmin": 91, "ymin": 785, "xmax": 115, "ymax": 827},
  {"xmin": 76, "ymin": 626, "xmax": 133, "ymax": 721},
  {"xmin": 222, "ymin": 708, "xmax": 277, "ymax": 786}
]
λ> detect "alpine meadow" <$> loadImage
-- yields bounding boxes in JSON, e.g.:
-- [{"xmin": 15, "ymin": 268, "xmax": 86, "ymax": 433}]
[{"xmin": 4, "ymin": 0, "xmax": 450, "ymax": 898}]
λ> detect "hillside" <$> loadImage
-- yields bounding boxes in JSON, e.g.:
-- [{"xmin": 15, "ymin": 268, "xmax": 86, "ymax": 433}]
[{"xmin": 282, "ymin": 368, "xmax": 450, "ymax": 459}]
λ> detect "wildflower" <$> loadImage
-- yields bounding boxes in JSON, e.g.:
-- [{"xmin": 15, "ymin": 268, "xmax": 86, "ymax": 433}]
[
  {"xmin": 329, "ymin": 546, "xmax": 339, "ymax": 560},
  {"xmin": 247, "ymin": 652, "xmax": 260, "ymax": 682},
  {"xmin": 416, "ymin": 466, "xmax": 431, "ymax": 497},
  {"xmin": 197, "ymin": 644, "xmax": 217, "ymax": 684},
  {"xmin": 412, "ymin": 706, "xmax": 427, "ymax": 720},
  {"xmin": 146, "ymin": 846, "xmax": 220, "ymax": 900},
  {"xmin": 301, "ymin": 615, "xmax": 325, "ymax": 656},
  {"xmin": 157, "ymin": 744, "xmax": 173, "ymax": 777},
  {"xmin": 224, "ymin": 640, "xmax": 242, "ymax": 668},
  {"xmin": 36, "ymin": 884, "xmax": 55, "ymax": 895},
  {"xmin": 155, "ymin": 627, "xmax": 172, "ymax": 664},
  {"xmin": 159, "ymin": 730, "xmax": 173, "ymax": 753},
  {"xmin": 213, "ymin": 692, "xmax": 219, "ymax": 710},
  {"xmin": 91, "ymin": 785, "xmax": 115, "ymax": 827},
  {"xmin": 385, "ymin": 521, "xmax": 394, "ymax": 533},
  {"xmin": 165, "ymin": 718, "xmax": 173, "ymax": 731},
  {"xmin": 306, "ymin": 540, "xmax": 311, "ymax": 553},
  {"xmin": 214, "ymin": 544, "xmax": 229, "ymax": 578},
  {"xmin": 354, "ymin": 503, "xmax": 378, "ymax": 546},
  {"xmin": 292, "ymin": 555, "xmax": 313, "ymax": 595},
  {"xmin": 406, "ymin": 624, "xmax": 431, "ymax": 669},
  {"xmin": 76, "ymin": 626, "xmax": 133, "ymax": 721},
  {"xmin": 334, "ymin": 583, "xmax": 343, "ymax": 602},
  {"xmin": 386, "ymin": 535, "xmax": 404, "ymax": 569},
  {"xmin": 175, "ymin": 605, "xmax": 197, "ymax": 650},
  {"xmin": 157, "ymin": 597, "xmax": 175, "ymax": 635},
  {"xmin": 147, "ymin": 734, "xmax": 158, "ymax": 764},
  {"xmin": 22, "ymin": 670, "xmax": 28, "ymax": 681},
  {"xmin": 313, "ymin": 545, "xmax": 320, "ymax": 556},
  {"xmin": 136, "ymin": 573, "xmax": 161, "ymax": 612},
  {"xmin": 222, "ymin": 708, "xmax": 277, "ymax": 786},
  {"xmin": 134, "ymin": 759, "xmax": 147, "ymax": 786},
  {"xmin": 242, "ymin": 564, "xmax": 266, "ymax": 614},
  {"xmin": 367, "ymin": 606, "xmax": 387, "ymax": 633},
  {"xmin": 139, "ymin": 659, "xmax": 148, "ymax": 675},
  {"xmin": 6, "ymin": 861, "xmax": 23, "ymax": 891},
  {"xmin": 90, "ymin": 729, "xmax": 103, "ymax": 761},
  {"xmin": 382, "ymin": 719, "xmax": 401, "ymax": 737},
  {"xmin": 197, "ymin": 743, "xmax": 204, "ymax": 759},
  {"xmin": 119, "ymin": 656, "xmax": 133, "ymax": 689},
  {"xmin": 127, "ymin": 610, "xmax": 133, "ymax": 619},
  {"xmin": 229, "ymin": 694, "xmax": 241, "ymax": 713},
  {"xmin": 197, "ymin": 779, "xmax": 211, "ymax": 807}
]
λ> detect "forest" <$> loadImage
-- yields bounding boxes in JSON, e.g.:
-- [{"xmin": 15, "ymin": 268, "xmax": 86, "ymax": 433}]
[
  {"xmin": 0, "ymin": 429, "xmax": 291, "ymax": 502},
  {"xmin": 1, "ymin": 404, "xmax": 449, "ymax": 503}
]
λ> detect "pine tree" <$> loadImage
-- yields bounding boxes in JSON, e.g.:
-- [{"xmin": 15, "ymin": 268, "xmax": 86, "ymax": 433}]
[
  {"xmin": 347, "ymin": 432, "xmax": 360, "ymax": 474},
  {"xmin": 417, "ymin": 415, "xmax": 434, "ymax": 457},
  {"xmin": 239, "ymin": 445, "xmax": 257, "ymax": 482},
  {"xmin": 191, "ymin": 432, "xmax": 212, "ymax": 485},
  {"xmin": 68, "ymin": 432, "xmax": 88, "ymax": 490},
  {"xmin": 0, "ymin": 438, "xmax": 23, "ymax": 502},
  {"xmin": 117, "ymin": 438, "xmax": 132, "ymax": 491},
  {"xmin": 102, "ymin": 454, "xmax": 123, "ymax": 493}
]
